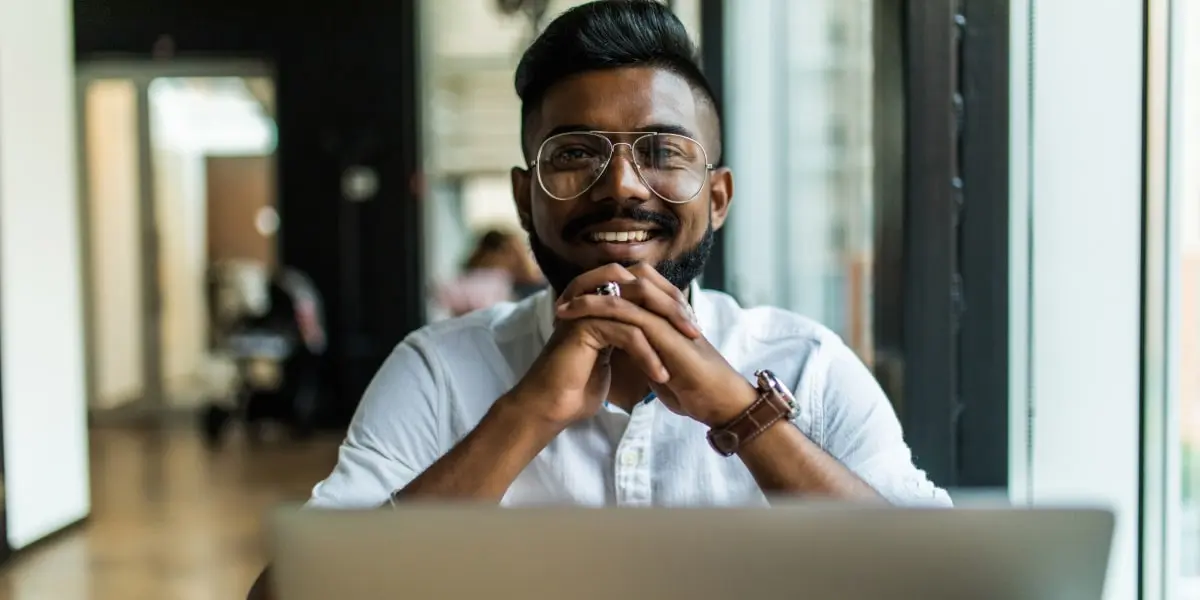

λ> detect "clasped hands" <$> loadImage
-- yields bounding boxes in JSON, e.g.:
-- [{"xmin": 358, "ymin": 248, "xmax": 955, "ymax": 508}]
[{"xmin": 514, "ymin": 262, "xmax": 756, "ymax": 429}]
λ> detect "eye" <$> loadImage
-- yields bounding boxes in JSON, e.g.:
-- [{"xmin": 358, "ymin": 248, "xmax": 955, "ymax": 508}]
[
  {"xmin": 557, "ymin": 147, "xmax": 590, "ymax": 160},
  {"xmin": 638, "ymin": 143, "xmax": 688, "ymax": 168},
  {"xmin": 550, "ymin": 146, "xmax": 600, "ymax": 169},
  {"xmin": 654, "ymin": 147, "xmax": 684, "ymax": 160}
]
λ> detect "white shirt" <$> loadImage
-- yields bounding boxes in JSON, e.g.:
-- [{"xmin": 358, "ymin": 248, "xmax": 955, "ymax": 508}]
[{"xmin": 307, "ymin": 285, "xmax": 952, "ymax": 508}]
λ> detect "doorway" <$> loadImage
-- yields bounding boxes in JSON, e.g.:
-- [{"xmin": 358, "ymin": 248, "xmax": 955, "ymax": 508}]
[{"xmin": 75, "ymin": 61, "xmax": 278, "ymax": 422}]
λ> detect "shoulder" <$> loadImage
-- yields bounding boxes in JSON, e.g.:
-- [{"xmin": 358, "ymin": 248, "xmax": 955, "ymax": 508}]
[
  {"xmin": 359, "ymin": 290, "xmax": 546, "ymax": 418},
  {"xmin": 697, "ymin": 288, "xmax": 867, "ymax": 403},
  {"xmin": 698, "ymin": 288, "xmax": 844, "ymax": 351},
  {"xmin": 383, "ymin": 289, "xmax": 547, "ymax": 388},
  {"xmin": 407, "ymin": 289, "xmax": 546, "ymax": 352}
]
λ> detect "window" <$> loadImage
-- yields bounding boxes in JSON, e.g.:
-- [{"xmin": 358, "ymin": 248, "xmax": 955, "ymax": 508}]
[
  {"xmin": 1174, "ymin": 0, "xmax": 1200, "ymax": 594},
  {"xmin": 723, "ymin": 0, "xmax": 876, "ymax": 363},
  {"xmin": 1149, "ymin": 0, "xmax": 1200, "ymax": 595}
]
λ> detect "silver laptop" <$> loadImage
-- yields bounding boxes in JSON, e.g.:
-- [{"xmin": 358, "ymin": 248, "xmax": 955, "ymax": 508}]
[{"xmin": 269, "ymin": 503, "xmax": 1113, "ymax": 600}]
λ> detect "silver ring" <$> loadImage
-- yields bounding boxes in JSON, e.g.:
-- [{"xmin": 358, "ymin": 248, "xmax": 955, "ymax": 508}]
[{"xmin": 595, "ymin": 281, "xmax": 621, "ymax": 297}]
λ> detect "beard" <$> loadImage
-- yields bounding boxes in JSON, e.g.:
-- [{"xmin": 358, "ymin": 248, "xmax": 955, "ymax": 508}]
[{"xmin": 528, "ymin": 219, "xmax": 714, "ymax": 296}]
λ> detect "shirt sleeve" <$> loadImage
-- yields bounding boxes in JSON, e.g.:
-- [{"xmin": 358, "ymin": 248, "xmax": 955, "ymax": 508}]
[
  {"xmin": 817, "ymin": 340, "xmax": 953, "ymax": 507},
  {"xmin": 306, "ymin": 340, "xmax": 443, "ymax": 509}
]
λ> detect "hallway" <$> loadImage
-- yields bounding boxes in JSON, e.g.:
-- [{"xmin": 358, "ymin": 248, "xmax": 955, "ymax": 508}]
[{"xmin": 0, "ymin": 426, "xmax": 339, "ymax": 599}]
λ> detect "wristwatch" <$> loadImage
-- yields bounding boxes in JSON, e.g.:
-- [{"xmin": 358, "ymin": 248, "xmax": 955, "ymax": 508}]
[{"xmin": 706, "ymin": 369, "xmax": 799, "ymax": 457}]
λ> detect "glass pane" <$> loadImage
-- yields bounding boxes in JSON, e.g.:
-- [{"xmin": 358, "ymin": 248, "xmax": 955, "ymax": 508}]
[
  {"xmin": 783, "ymin": 0, "xmax": 875, "ymax": 364},
  {"xmin": 723, "ymin": 0, "xmax": 875, "ymax": 364},
  {"xmin": 1177, "ymin": 0, "xmax": 1200, "ymax": 594},
  {"xmin": 722, "ymin": 0, "xmax": 876, "ymax": 368}
]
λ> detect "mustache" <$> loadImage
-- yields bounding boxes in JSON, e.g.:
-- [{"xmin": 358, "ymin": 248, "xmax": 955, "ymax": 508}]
[{"xmin": 560, "ymin": 206, "xmax": 680, "ymax": 241}]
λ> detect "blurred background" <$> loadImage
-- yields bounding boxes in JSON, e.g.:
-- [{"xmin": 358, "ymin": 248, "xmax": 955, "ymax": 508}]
[{"xmin": 0, "ymin": 0, "xmax": 1194, "ymax": 598}]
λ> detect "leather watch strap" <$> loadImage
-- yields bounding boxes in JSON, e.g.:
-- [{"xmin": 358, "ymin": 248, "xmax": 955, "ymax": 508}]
[{"xmin": 707, "ymin": 370, "xmax": 798, "ymax": 457}]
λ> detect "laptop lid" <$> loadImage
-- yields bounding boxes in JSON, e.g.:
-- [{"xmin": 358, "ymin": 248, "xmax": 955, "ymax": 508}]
[{"xmin": 269, "ymin": 504, "xmax": 1113, "ymax": 600}]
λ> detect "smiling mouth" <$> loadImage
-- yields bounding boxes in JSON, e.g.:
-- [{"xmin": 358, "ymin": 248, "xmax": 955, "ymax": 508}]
[{"xmin": 585, "ymin": 230, "xmax": 661, "ymax": 244}]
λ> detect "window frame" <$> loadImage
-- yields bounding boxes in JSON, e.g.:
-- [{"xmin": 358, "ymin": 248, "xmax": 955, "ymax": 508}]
[{"xmin": 1142, "ymin": 0, "xmax": 1183, "ymax": 597}]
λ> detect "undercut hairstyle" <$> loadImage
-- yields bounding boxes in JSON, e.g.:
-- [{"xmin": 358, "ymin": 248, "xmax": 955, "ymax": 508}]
[{"xmin": 514, "ymin": 0, "xmax": 722, "ymax": 162}]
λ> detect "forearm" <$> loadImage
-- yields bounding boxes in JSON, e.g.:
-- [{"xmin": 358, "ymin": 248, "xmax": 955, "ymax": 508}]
[
  {"xmin": 398, "ymin": 394, "xmax": 561, "ymax": 502},
  {"xmin": 737, "ymin": 421, "xmax": 884, "ymax": 501}
]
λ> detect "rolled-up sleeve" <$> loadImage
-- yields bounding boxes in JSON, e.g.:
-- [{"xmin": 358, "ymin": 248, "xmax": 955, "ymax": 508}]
[
  {"xmin": 817, "ymin": 341, "xmax": 952, "ymax": 507},
  {"xmin": 306, "ymin": 340, "xmax": 443, "ymax": 509}
]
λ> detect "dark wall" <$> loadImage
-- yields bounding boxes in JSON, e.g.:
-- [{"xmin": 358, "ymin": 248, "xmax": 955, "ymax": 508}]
[{"xmin": 76, "ymin": 0, "xmax": 425, "ymax": 426}]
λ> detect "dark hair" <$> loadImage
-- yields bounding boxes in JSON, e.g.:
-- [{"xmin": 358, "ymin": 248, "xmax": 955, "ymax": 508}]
[
  {"xmin": 514, "ymin": 0, "xmax": 721, "ymax": 159},
  {"xmin": 478, "ymin": 229, "xmax": 510, "ymax": 252},
  {"xmin": 464, "ymin": 229, "xmax": 515, "ymax": 270}
]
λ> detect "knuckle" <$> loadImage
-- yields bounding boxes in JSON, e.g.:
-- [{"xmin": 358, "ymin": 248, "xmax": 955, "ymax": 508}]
[
  {"xmin": 577, "ymin": 319, "xmax": 606, "ymax": 341},
  {"xmin": 601, "ymin": 263, "xmax": 627, "ymax": 278},
  {"xmin": 629, "ymin": 325, "xmax": 649, "ymax": 344},
  {"xmin": 604, "ymin": 324, "xmax": 630, "ymax": 346},
  {"xmin": 614, "ymin": 324, "xmax": 633, "ymax": 343}
]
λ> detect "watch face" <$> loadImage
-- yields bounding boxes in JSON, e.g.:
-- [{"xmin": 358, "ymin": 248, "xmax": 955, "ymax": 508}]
[
  {"xmin": 708, "ymin": 429, "xmax": 740, "ymax": 456},
  {"xmin": 758, "ymin": 369, "xmax": 800, "ymax": 419}
]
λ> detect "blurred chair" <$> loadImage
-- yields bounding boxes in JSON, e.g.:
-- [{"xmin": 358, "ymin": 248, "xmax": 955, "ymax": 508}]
[{"xmin": 201, "ymin": 266, "xmax": 326, "ymax": 445}]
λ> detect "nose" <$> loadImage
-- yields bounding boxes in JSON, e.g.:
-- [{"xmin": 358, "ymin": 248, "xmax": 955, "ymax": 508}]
[{"xmin": 589, "ymin": 143, "xmax": 650, "ymax": 204}]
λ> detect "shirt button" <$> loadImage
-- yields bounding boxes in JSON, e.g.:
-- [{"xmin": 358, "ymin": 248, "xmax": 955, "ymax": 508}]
[{"xmin": 620, "ymin": 451, "xmax": 639, "ymax": 467}]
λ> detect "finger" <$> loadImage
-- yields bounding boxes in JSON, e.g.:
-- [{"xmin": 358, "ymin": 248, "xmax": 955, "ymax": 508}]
[
  {"xmin": 626, "ymin": 262, "xmax": 688, "ymax": 305},
  {"xmin": 557, "ymin": 263, "xmax": 636, "ymax": 303},
  {"xmin": 588, "ymin": 279, "xmax": 700, "ymax": 339},
  {"xmin": 625, "ymin": 263, "xmax": 698, "ymax": 335},
  {"xmin": 557, "ymin": 263, "xmax": 699, "ymax": 338},
  {"xmin": 577, "ymin": 318, "xmax": 669, "ymax": 383},
  {"xmin": 558, "ymin": 295, "xmax": 687, "ymax": 355}
]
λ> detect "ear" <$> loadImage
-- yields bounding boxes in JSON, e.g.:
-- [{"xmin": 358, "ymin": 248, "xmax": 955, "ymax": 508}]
[
  {"xmin": 707, "ymin": 166, "xmax": 734, "ymax": 231},
  {"xmin": 511, "ymin": 166, "xmax": 533, "ymax": 232}
]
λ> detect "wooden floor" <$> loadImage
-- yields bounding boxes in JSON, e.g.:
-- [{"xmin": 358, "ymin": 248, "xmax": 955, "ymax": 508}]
[{"xmin": 0, "ymin": 425, "xmax": 340, "ymax": 600}]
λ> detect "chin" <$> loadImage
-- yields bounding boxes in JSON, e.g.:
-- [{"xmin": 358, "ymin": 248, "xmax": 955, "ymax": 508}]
[{"xmin": 530, "ymin": 229, "xmax": 710, "ymax": 295}]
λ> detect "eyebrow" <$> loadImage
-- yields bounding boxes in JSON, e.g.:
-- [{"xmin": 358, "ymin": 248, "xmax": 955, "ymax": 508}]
[{"xmin": 542, "ymin": 123, "xmax": 700, "ymax": 141}]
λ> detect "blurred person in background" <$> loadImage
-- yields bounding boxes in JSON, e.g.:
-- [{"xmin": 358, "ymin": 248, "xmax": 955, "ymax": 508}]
[
  {"xmin": 435, "ymin": 228, "xmax": 546, "ymax": 317},
  {"xmin": 251, "ymin": 2, "xmax": 945, "ymax": 597}
]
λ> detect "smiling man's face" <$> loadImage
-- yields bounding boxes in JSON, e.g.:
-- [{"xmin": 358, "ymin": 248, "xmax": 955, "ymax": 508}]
[{"xmin": 511, "ymin": 66, "xmax": 733, "ymax": 294}]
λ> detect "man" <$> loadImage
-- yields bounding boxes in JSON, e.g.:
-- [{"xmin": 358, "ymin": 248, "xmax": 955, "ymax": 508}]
[{"xmin": 250, "ymin": 1, "xmax": 947, "ymax": 597}]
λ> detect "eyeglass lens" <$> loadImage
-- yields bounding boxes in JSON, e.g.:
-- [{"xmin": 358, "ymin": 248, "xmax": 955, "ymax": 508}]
[{"xmin": 537, "ymin": 133, "xmax": 708, "ymax": 203}]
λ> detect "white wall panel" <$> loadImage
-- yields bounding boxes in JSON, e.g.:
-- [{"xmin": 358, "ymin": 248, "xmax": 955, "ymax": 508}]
[{"xmin": 0, "ymin": 0, "xmax": 93, "ymax": 548}]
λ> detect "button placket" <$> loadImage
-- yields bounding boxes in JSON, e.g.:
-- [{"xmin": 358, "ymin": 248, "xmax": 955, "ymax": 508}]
[{"xmin": 613, "ymin": 401, "xmax": 656, "ymax": 506}]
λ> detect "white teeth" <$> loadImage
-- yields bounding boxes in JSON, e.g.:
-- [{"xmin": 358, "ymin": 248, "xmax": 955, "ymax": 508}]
[{"xmin": 589, "ymin": 231, "xmax": 651, "ymax": 243}]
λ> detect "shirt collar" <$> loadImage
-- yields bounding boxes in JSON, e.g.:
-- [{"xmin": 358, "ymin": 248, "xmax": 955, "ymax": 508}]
[{"xmin": 535, "ymin": 279, "xmax": 712, "ymax": 346}]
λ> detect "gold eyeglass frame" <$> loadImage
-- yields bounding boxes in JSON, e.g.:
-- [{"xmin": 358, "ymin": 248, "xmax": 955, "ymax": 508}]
[{"xmin": 529, "ymin": 130, "xmax": 715, "ymax": 204}]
